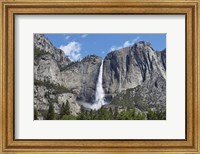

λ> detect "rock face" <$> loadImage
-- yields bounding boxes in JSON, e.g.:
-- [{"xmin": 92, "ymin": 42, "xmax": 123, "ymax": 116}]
[
  {"xmin": 103, "ymin": 41, "xmax": 166, "ymax": 112},
  {"xmin": 60, "ymin": 55, "xmax": 102, "ymax": 103},
  {"xmin": 34, "ymin": 34, "xmax": 166, "ymax": 119},
  {"xmin": 103, "ymin": 41, "xmax": 166, "ymax": 94},
  {"xmin": 34, "ymin": 34, "xmax": 71, "ymax": 68},
  {"xmin": 34, "ymin": 54, "xmax": 62, "ymax": 85},
  {"xmin": 34, "ymin": 85, "xmax": 81, "ymax": 119},
  {"xmin": 57, "ymin": 93, "xmax": 81, "ymax": 116},
  {"xmin": 110, "ymin": 74, "xmax": 166, "ymax": 112}
]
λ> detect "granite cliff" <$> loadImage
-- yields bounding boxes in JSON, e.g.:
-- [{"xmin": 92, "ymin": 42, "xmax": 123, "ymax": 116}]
[{"xmin": 103, "ymin": 42, "xmax": 166, "ymax": 112}]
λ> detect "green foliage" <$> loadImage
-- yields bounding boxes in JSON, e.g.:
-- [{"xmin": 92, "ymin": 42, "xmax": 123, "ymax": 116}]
[
  {"xmin": 89, "ymin": 110, "xmax": 93, "ymax": 119},
  {"xmin": 116, "ymin": 108, "xmax": 145, "ymax": 120},
  {"xmin": 134, "ymin": 96, "xmax": 148, "ymax": 111},
  {"xmin": 61, "ymin": 115, "xmax": 77, "ymax": 120},
  {"xmin": 60, "ymin": 100, "xmax": 71, "ymax": 119},
  {"xmin": 75, "ymin": 106, "xmax": 145, "ymax": 120},
  {"xmin": 113, "ymin": 107, "xmax": 118, "ymax": 119},
  {"xmin": 77, "ymin": 106, "xmax": 88, "ymax": 120},
  {"xmin": 46, "ymin": 102, "xmax": 55, "ymax": 120},
  {"xmin": 34, "ymin": 80, "xmax": 69, "ymax": 94},
  {"xmin": 135, "ymin": 112, "xmax": 146, "ymax": 120},
  {"xmin": 111, "ymin": 87, "xmax": 148, "ymax": 111},
  {"xmin": 34, "ymin": 108, "xmax": 38, "ymax": 120},
  {"xmin": 111, "ymin": 87, "xmax": 150, "ymax": 112},
  {"xmin": 98, "ymin": 108, "xmax": 113, "ymax": 120},
  {"xmin": 147, "ymin": 109, "xmax": 166, "ymax": 120},
  {"xmin": 44, "ymin": 104, "xmax": 165, "ymax": 120},
  {"xmin": 53, "ymin": 103, "xmax": 164, "ymax": 121},
  {"xmin": 64, "ymin": 101, "xmax": 70, "ymax": 115},
  {"xmin": 60, "ymin": 61, "xmax": 79, "ymax": 71},
  {"xmin": 38, "ymin": 109, "xmax": 48, "ymax": 119},
  {"xmin": 111, "ymin": 88, "xmax": 135, "ymax": 107},
  {"xmin": 60, "ymin": 103, "xmax": 65, "ymax": 118}
]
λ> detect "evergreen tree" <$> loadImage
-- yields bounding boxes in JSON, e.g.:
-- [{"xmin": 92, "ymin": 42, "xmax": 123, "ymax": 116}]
[
  {"xmin": 147, "ymin": 109, "xmax": 166, "ymax": 120},
  {"xmin": 89, "ymin": 110, "xmax": 93, "ymax": 120},
  {"xmin": 109, "ymin": 108, "xmax": 113, "ymax": 120},
  {"xmin": 60, "ymin": 103, "xmax": 65, "ymax": 118},
  {"xmin": 34, "ymin": 108, "xmax": 38, "ymax": 120},
  {"xmin": 60, "ymin": 100, "xmax": 71, "ymax": 119},
  {"xmin": 61, "ymin": 115, "xmax": 77, "ymax": 120},
  {"xmin": 64, "ymin": 100, "xmax": 70, "ymax": 115},
  {"xmin": 147, "ymin": 109, "xmax": 153, "ymax": 119},
  {"xmin": 78, "ymin": 105, "xmax": 86, "ymax": 120},
  {"xmin": 85, "ymin": 110, "xmax": 90, "ymax": 120},
  {"xmin": 92, "ymin": 109, "xmax": 98, "ymax": 120},
  {"xmin": 113, "ymin": 107, "xmax": 118, "ymax": 120},
  {"xmin": 130, "ymin": 108, "xmax": 136, "ymax": 119},
  {"xmin": 46, "ymin": 102, "xmax": 55, "ymax": 120}
]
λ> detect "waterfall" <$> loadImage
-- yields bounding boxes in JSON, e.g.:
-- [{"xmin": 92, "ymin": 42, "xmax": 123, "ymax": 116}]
[
  {"xmin": 94, "ymin": 60, "xmax": 105, "ymax": 109},
  {"xmin": 79, "ymin": 60, "xmax": 105, "ymax": 110}
]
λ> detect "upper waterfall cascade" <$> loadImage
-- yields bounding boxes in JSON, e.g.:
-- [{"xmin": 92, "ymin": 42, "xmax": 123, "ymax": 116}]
[{"xmin": 93, "ymin": 60, "xmax": 106, "ymax": 110}]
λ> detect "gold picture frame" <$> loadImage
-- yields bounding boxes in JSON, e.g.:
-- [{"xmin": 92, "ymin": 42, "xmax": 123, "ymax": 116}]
[{"xmin": 0, "ymin": 0, "xmax": 200, "ymax": 153}]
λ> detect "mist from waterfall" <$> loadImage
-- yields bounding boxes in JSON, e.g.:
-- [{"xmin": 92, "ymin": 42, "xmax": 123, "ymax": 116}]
[{"xmin": 80, "ymin": 60, "xmax": 105, "ymax": 110}]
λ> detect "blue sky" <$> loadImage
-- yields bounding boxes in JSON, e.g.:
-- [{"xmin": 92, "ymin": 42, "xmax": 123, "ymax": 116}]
[{"xmin": 44, "ymin": 34, "xmax": 166, "ymax": 61}]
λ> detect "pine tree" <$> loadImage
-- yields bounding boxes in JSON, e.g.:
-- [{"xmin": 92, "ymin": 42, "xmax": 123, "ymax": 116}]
[
  {"xmin": 64, "ymin": 100, "xmax": 70, "ymax": 115},
  {"xmin": 89, "ymin": 110, "xmax": 93, "ymax": 120},
  {"xmin": 34, "ymin": 108, "xmax": 38, "ymax": 120},
  {"xmin": 93, "ymin": 109, "xmax": 98, "ymax": 120},
  {"xmin": 78, "ymin": 105, "xmax": 86, "ymax": 120},
  {"xmin": 60, "ymin": 100, "xmax": 71, "ymax": 119},
  {"xmin": 113, "ymin": 107, "xmax": 118, "ymax": 120},
  {"xmin": 60, "ymin": 103, "xmax": 65, "ymax": 118},
  {"xmin": 46, "ymin": 102, "xmax": 55, "ymax": 120},
  {"xmin": 108, "ymin": 108, "xmax": 113, "ymax": 120},
  {"xmin": 130, "ymin": 108, "xmax": 136, "ymax": 119}
]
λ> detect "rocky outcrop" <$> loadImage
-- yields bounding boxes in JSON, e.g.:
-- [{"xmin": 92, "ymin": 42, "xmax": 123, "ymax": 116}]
[
  {"xmin": 103, "ymin": 41, "xmax": 166, "ymax": 95},
  {"xmin": 60, "ymin": 55, "xmax": 102, "ymax": 103},
  {"xmin": 103, "ymin": 41, "xmax": 166, "ymax": 112},
  {"xmin": 34, "ymin": 54, "xmax": 61, "ymax": 85},
  {"xmin": 156, "ymin": 48, "xmax": 166, "ymax": 71},
  {"xmin": 34, "ymin": 85, "xmax": 81, "ymax": 119},
  {"xmin": 34, "ymin": 34, "xmax": 71, "ymax": 68},
  {"xmin": 110, "ymin": 74, "xmax": 166, "ymax": 112},
  {"xmin": 57, "ymin": 93, "xmax": 81, "ymax": 116}
]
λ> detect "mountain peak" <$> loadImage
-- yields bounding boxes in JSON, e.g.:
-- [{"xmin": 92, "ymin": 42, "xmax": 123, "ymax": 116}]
[
  {"xmin": 135, "ymin": 41, "xmax": 151, "ymax": 46},
  {"xmin": 34, "ymin": 34, "xmax": 71, "ymax": 68},
  {"xmin": 81, "ymin": 54, "xmax": 102, "ymax": 63}
]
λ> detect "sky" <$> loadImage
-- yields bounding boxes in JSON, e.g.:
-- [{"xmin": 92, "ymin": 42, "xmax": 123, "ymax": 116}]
[{"xmin": 44, "ymin": 34, "xmax": 166, "ymax": 61}]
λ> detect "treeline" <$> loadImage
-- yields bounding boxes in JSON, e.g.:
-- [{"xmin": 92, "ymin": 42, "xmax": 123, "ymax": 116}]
[
  {"xmin": 60, "ymin": 61, "xmax": 79, "ymax": 72},
  {"xmin": 146, "ymin": 109, "xmax": 166, "ymax": 120},
  {"xmin": 34, "ymin": 80, "xmax": 69, "ymax": 94},
  {"xmin": 34, "ymin": 101, "xmax": 166, "ymax": 120}
]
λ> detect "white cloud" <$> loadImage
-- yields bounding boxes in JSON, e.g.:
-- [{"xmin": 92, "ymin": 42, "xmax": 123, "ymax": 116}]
[
  {"xmin": 123, "ymin": 41, "xmax": 132, "ymax": 47},
  {"xmin": 110, "ymin": 46, "xmax": 121, "ymax": 51},
  {"xmin": 81, "ymin": 34, "xmax": 88, "ymax": 38},
  {"xmin": 65, "ymin": 35, "xmax": 70, "ymax": 40},
  {"xmin": 110, "ymin": 36, "xmax": 140, "ymax": 51},
  {"xmin": 123, "ymin": 36, "xmax": 140, "ymax": 47},
  {"xmin": 59, "ymin": 41, "xmax": 81, "ymax": 61}
]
